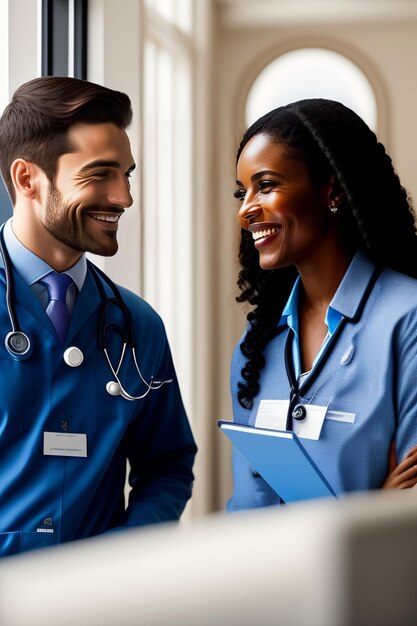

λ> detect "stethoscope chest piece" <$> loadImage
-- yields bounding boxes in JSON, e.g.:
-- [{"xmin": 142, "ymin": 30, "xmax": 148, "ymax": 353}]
[
  {"xmin": 292, "ymin": 404, "xmax": 307, "ymax": 421},
  {"xmin": 106, "ymin": 380, "xmax": 122, "ymax": 396},
  {"xmin": 63, "ymin": 346, "xmax": 84, "ymax": 367},
  {"xmin": 5, "ymin": 331, "xmax": 31, "ymax": 359}
]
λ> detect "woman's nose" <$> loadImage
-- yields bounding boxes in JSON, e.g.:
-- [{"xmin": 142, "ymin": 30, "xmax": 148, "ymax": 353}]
[{"xmin": 238, "ymin": 193, "xmax": 262, "ymax": 230}]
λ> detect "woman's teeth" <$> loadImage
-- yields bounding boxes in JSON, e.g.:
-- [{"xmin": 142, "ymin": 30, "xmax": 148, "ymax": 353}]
[{"xmin": 252, "ymin": 227, "xmax": 279, "ymax": 241}]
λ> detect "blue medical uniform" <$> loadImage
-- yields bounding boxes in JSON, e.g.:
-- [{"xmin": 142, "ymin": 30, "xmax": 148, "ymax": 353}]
[
  {"xmin": 228, "ymin": 250, "xmax": 417, "ymax": 511},
  {"xmin": 0, "ymin": 220, "xmax": 197, "ymax": 557}
]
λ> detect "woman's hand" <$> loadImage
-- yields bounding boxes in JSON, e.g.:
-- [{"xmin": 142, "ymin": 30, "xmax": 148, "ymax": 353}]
[{"xmin": 383, "ymin": 440, "xmax": 417, "ymax": 489}]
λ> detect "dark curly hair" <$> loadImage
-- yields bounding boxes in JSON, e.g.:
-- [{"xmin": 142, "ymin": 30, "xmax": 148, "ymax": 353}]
[{"xmin": 235, "ymin": 99, "xmax": 417, "ymax": 409}]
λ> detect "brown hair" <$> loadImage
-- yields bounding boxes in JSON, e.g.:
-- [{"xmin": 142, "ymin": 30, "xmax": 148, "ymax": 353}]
[{"xmin": 0, "ymin": 76, "xmax": 132, "ymax": 204}]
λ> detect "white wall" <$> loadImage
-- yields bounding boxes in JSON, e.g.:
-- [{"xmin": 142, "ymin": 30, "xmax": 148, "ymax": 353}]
[{"xmin": 0, "ymin": 0, "xmax": 39, "ymax": 222}]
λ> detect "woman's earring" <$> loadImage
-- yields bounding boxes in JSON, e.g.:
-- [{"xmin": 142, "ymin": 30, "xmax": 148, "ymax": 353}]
[{"xmin": 329, "ymin": 200, "xmax": 338, "ymax": 214}]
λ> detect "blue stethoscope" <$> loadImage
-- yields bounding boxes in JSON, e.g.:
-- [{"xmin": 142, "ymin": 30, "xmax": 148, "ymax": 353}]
[{"xmin": 0, "ymin": 226, "xmax": 172, "ymax": 401}]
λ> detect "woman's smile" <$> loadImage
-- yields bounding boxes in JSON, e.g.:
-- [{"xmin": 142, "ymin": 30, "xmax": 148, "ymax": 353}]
[{"xmin": 249, "ymin": 222, "xmax": 282, "ymax": 248}]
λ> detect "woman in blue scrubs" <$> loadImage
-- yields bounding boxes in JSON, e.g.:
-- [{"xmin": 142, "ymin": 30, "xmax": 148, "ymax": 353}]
[{"xmin": 229, "ymin": 99, "xmax": 417, "ymax": 510}]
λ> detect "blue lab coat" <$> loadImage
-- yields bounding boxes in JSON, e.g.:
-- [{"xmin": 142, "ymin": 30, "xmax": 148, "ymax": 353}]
[{"xmin": 0, "ymin": 260, "xmax": 197, "ymax": 557}]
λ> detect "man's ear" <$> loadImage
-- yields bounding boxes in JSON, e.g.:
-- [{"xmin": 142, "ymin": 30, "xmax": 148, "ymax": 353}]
[{"xmin": 10, "ymin": 159, "xmax": 44, "ymax": 199}]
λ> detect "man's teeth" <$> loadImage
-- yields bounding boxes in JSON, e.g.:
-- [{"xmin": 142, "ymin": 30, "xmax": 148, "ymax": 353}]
[
  {"xmin": 252, "ymin": 227, "xmax": 279, "ymax": 241},
  {"xmin": 90, "ymin": 214, "xmax": 120, "ymax": 223}
]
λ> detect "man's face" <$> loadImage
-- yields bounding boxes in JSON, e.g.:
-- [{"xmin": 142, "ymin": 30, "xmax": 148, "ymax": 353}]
[{"xmin": 41, "ymin": 122, "xmax": 135, "ymax": 257}]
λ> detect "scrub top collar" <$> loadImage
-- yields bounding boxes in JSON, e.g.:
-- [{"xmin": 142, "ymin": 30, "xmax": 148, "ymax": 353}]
[
  {"xmin": 2, "ymin": 217, "xmax": 87, "ymax": 291},
  {"xmin": 279, "ymin": 249, "xmax": 376, "ymax": 378},
  {"xmin": 280, "ymin": 278, "xmax": 342, "ymax": 338}
]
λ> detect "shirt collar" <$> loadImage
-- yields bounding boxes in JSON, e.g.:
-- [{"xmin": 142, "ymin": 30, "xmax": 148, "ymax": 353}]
[
  {"xmin": 3, "ymin": 217, "xmax": 87, "ymax": 291},
  {"xmin": 279, "ymin": 249, "xmax": 377, "ymax": 334},
  {"xmin": 280, "ymin": 278, "xmax": 301, "ymax": 334}
]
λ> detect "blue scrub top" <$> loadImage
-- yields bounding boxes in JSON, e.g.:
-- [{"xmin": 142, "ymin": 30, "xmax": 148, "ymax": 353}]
[
  {"xmin": 0, "ymin": 223, "xmax": 197, "ymax": 557},
  {"xmin": 228, "ymin": 250, "xmax": 417, "ymax": 511}
]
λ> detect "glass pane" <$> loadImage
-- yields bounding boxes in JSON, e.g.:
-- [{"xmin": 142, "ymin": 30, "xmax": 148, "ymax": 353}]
[
  {"xmin": 155, "ymin": 46, "xmax": 175, "ymax": 321},
  {"xmin": 143, "ymin": 42, "xmax": 176, "ymax": 331},
  {"xmin": 154, "ymin": 0, "xmax": 175, "ymax": 23},
  {"xmin": 246, "ymin": 48, "xmax": 377, "ymax": 130},
  {"xmin": 143, "ymin": 40, "xmax": 158, "ymax": 306},
  {"xmin": 143, "ymin": 34, "xmax": 193, "ymax": 409},
  {"xmin": 175, "ymin": 0, "xmax": 192, "ymax": 33},
  {"xmin": 145, "ymin": 0, "xmax": 192, "ymax": 33}
]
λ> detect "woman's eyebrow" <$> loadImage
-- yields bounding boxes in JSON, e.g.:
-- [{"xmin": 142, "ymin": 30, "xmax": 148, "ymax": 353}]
[
  {"xmin": 251, "ymin": 170, "xmax": 285, "ymax": 182},
  {"xmin": 235, "ymin": 170, "xmax": 285, "ymax": 186}
]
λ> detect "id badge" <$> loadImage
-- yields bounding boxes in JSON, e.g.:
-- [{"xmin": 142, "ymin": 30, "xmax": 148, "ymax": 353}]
[
  {"xmin": 255, "ymin": 399, "xmax": 327, "ymax": 440},
  {"xmin": 43, "ymin": 432, "xmax": 87, "ymax": 457}
]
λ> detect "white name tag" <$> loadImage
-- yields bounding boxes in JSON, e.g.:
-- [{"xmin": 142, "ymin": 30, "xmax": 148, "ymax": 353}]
[
  {"xmin": 255, "ymin": 399, "xmax": 289, "ymax": 430},
  {"xmin": 43, "ymin": 432, "xmax": 87, "ymax": 458},
  {"xmin": 295, "ymin": 404, "xmax": 327, "ymax": 440},
  {"xmin": 255, "ymin": 399, "xmax": 327, "ymax": 440}
]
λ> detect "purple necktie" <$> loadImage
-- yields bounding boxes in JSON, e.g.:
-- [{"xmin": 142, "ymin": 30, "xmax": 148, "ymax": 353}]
[{"xmin": 42, "ymin": 272, "xmax": 74, "ymax": 344}]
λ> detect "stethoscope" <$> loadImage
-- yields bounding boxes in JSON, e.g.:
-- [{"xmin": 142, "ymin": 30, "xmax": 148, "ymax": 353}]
[
  {"xmin": 0, "ymin": 226, "xmax": 172, "ymax": 401},
  {"xmin": 283, "ymin": 264, "xmax": 381, "ymax": 431}
]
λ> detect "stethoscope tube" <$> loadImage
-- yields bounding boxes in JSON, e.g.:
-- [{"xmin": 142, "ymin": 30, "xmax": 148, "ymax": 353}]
[
  {"xmin": 283, "ymin": 265, "xmax": 381, "ymax": 431},
  {"xmin": 284, "ymin": 319, "xmax": 347, "ymax": 430},
  {"xmin": 88, "ymin": 261, "xmax": 136, "ymax": 348},
  {"xmin": 0, "ymin": 227, "xmax": 31, "ymax": 358},
  {"xmin": 87, "ymin": 261, "xmax": 172, "ymax": 400},
  {"xmin": 0, "ymin": 226, "xmax": 171, "ymax": 398}
]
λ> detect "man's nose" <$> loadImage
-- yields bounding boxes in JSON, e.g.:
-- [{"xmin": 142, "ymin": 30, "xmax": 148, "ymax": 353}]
[{"xmin": 108, "ymin": 176, "xmax": 133, "ymax": 208}]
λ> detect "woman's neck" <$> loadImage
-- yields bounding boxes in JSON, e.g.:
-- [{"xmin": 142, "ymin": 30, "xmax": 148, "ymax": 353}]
[{"xmin": 297, "ymin": 242, "xmax": 355, "ymax": 313}]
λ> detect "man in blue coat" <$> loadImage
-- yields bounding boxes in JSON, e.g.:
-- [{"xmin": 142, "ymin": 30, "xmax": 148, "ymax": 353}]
[{"xmin": 0, "ymin": 76, "xmax": 197, "ymax": 557}]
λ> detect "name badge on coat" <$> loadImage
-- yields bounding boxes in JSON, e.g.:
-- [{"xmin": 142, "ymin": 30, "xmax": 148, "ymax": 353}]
[{"xmin": 43, "ymin": 432, "xmax": 87, "ymax": 457}]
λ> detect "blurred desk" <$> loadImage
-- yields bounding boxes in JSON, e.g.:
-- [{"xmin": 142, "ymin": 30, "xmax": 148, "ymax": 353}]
[{"xmin": 0, "ymin": 490, "xmax": 417, "ymax": 626}]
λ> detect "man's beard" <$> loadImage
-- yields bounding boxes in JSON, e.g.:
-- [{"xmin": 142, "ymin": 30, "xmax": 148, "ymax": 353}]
[{"xmin": 44, "ymin": 183, "xmax": 119, "ymax": 256}]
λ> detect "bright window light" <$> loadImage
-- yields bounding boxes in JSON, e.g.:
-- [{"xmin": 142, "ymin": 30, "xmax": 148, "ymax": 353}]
[
  {"xmin": 146, "ymin": 0, "xmax": 192, "ymax": 32},
  {"xmin": 245, "ymin": 48, "xmax": 377, "ymax": 130},
  {"xmin": 143, "ymin": 10, "xmax": 193, "ymax": 415}
]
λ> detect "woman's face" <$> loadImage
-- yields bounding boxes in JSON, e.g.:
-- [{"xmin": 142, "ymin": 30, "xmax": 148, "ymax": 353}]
[{"xmin": 235, "ymin": 132, "xmax": 335, "ymax": 271}]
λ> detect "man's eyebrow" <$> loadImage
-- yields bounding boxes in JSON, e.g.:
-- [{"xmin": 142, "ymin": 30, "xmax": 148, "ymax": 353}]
[{"xmin": 79, "ymin": 160, "xmax": 136, "ymax": 174}]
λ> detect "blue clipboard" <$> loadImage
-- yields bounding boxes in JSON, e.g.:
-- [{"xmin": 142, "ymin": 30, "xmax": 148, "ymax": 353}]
[{"xmin": 219, "ymin": 421, "xmax": 336, "ymax": 503}]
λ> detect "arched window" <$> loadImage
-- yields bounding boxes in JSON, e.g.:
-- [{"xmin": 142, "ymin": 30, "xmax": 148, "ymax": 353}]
[{"xmin": 245, "ymin": 48, "xmax": 377, "ymax": 130}]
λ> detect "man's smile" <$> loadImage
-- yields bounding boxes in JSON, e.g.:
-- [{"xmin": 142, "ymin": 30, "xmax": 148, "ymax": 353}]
[{"xmin": 87, "ymin": 212, "xmax": 122, "ymax": 223}]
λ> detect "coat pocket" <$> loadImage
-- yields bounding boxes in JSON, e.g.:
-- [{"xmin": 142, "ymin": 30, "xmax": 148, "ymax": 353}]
[{"xmin": 0, "ymin": 530, "xmax": 57, "ymax": 557}]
